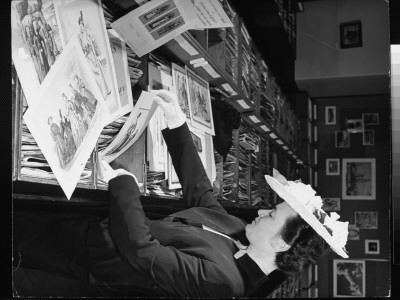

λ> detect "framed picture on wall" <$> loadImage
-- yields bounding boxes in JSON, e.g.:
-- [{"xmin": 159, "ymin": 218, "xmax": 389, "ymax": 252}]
[
  {"xmin": 363, "ymin": 130, "xmax": 375, "ymax": 146},
  {"xmin": 347, "ymin": 119, "xmax": 363, "ymax": 133},
  {"xmin": 322, "ymin": 198, "xmax": 341, "ymax": 212},
  {"xmin": 355, "ymin": 211, "xmax": 378, "ymax": 229},
  {"xmin": 340, "ymin": 20, "xmax": 362, "ymax": 49},
  {"xmin": 333, "ymin": 259, "xmax": 365, "ymax": 297},
  {"xmin": 325, "ymin": 106, "xmax": 336, "ymax": 125},
  {"xmin": 342, "ymin": 158, "xmax": 376, "ymax": 200},
  {"xmin": 335, "ymin": 131, "xmax": 350, "ymax": 148},
  {"xmin": 362, "ymin": 113, "xmax": 379, "ymax": 125},
  {"xmin": 365, "ymin": 239, "xmax": 380, "ymax": 255},
  {"xmin": 326, "ymin": 158, "xmax": 340, "ymax": 175}
]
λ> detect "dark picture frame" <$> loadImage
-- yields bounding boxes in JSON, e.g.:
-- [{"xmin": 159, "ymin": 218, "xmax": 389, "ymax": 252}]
[{"xmin": 340, "ymin": 20, "xmax": 362, "ymax": 49}]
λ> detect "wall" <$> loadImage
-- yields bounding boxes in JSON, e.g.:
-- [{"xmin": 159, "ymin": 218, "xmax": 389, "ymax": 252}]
[
  {"xmin": 316, "ymin": 94, "xmax": 390, "ymax": 297},
  {"xmin": 295, "ymin": 0, "xmax": 390, "ymax": 97}
]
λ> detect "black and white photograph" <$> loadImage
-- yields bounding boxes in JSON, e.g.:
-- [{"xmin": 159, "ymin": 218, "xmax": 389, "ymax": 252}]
[
  {"xmin": 347, "ymin": 224, "xmax": 360, "ymax": 241},
  {"xmin": 325, "ymin": 106, "xmax": 336, "ymax": 125},
  {"xmin": 365, "ymin": 239, "xmax": 380, "ymax": 255},
  {"xmin": 362, "ymin": 113, "xmax": 379, "ymax": 125},
  {"xmin": 11, "ymin": 0, "xmax": 63, "ymax": 105},
  {"xmin": 186, "ymin": 66, "xmax": 215, "ymax": 135},
  {"xmin": 335, "ymin": 130, "xmax": 351, "ymax": 148},
  {"xmin": 333, "ymin": 260, "xmax": 365, "ymax": 297},
  {"xmin": 355, "ymin": 211, "xmax": 378, "ymax": 229},
  {"xmin": 340, "ymin": 20, "xmax": 362, "ymax": 49},
  {"xmin": 326, "ymin": 158, "xmax": 340, "ymax": 175},
  {"xmin": 342, "ymin": 158, "xmax": 376, "ymax": 200}
]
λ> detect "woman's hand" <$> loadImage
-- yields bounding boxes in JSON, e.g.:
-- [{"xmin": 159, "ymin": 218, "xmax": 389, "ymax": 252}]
[
  {"xmin": 150, "ymin": 89, "xmax": 186, "ymax": 129},
  {"xmin": 97, "ymin": 159, "xmax": 138, "ymax": 184}
]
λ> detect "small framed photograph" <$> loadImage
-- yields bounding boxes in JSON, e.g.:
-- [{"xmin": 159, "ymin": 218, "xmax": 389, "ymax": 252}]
[
  {"xmin": 186, "ymin": 66, "xmax": 215, "ymax": 136},
  {"xmin": 340, "ymin": 20, "xmax": 362, "ymax": 49},
  {"xmin": 348, "ymin": 224, "xmax": 360, "ymax": 240},
  {"xmin": 365, "ymin": 239, "xmax": 380, "ymax": 255},
  {"xmin": 355, "ymin": 211, "xmax": 378, "ymax": 229},
  {"xmin": 326, "ymin": 158, "xmax": 340, "ymax": 175},
  {"xmin": 325, "ymin": 106, "xmax": 336, "ymax": 125},
  {"xmin": 342, "ymin": 158, "xmax": 376, "ymax": 200},
  {"xmin": 362, "ymin": 113, "xmax": 379, "ymax": 125},
  {"xmin": 333, "ymin": 259, "xmax": 365, "ymax": 297},
  {"xmin": 347, "ymin": 119, "xmax": 363, "ymax": 133},
  {"xmin": 322, "ymin": 198, "xmax": 341, "ymax": 212},
  {"xmin": 363, "ymin": 130, "xmax": 375, "ymax": 146},
  {"xmin": 335, "ymin": 131, "xmax": 350, "ymax": 148}
]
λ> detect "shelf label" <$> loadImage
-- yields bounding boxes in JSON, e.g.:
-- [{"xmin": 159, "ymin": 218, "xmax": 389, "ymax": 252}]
[
  {"xmin": 276, "ymin": 139, "xmax": 283, "ymax": 145},
  {"xmin": 260, "ymin": 125, "xmax": 270, "ymax": 132},
  {"xmin": 237, "ymin": 99, "xmax": 250, "ymax": 109},
  {"xmin": 288, "ymin": 150, "xmax": 293, "ymax": 154},
  {"xmin": 200, "ymin": 62, "xmax": 220, "ymax": 78},
  {"xmin": 190, "ymin": 57, "xmax": 205, "ymax": 65},
  {"xmin": 221, "ymin": 83, "xmax": 237, "ymax": 95},
  {"xmin": 282, "ymin": 145, "xmax": 289, "ymax": 150},
  {"xmin": 174, "ymin": 35, "xmax": 199, "ymax": 56},
  {"xmin": 249, "ymin": 115, "xmax": 260, "ymax": 123},
  {"xmin": 269, "ymin": 133, "xmax": 277, "ymax": 139}
]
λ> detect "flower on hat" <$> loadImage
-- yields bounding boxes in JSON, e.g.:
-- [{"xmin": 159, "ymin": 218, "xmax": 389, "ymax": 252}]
[{"xmin": 323, "ymin": 212, "xmax": 349, "ymax": 251}]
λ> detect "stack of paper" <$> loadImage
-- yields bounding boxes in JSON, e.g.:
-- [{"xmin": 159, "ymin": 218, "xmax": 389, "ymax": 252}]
[{"xmin": 240, "ymin": 24, "xmax": 251, "ymax": 100}]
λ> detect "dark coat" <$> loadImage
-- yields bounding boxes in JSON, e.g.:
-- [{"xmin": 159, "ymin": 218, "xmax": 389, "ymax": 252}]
[{"xmin": 87, "ymin": 123, "xmax": 286, "ymax": 297}]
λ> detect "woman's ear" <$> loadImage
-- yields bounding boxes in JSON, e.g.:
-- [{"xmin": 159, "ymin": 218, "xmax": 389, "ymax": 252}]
[{"xmin": 271, "ymin": 236, "xmax": 290, "ymax": 253}]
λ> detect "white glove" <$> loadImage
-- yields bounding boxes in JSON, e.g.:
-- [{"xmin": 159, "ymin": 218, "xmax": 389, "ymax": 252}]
[
  {"xmin": 97, "ymin": 159, "xmax": 138, "ymax": 185},
  {"xmin": 150, "ymin": 89, "xmax": 186, "ymax": 129}
]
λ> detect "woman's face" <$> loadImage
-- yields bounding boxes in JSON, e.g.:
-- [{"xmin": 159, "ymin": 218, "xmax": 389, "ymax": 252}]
[{"xmin": 245, "ymin": 202, "xmax": 298, "ymax": 250}]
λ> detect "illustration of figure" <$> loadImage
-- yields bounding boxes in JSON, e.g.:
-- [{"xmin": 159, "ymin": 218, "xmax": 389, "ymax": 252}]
[
  {"xmin": 48, "ymin": 116, "xmax": 66, "ymax": 169},
  {"xmin": 177, "ymin": 76, "xmax": 189, "ymax": 118},
  {"xmin": 59, "ymin": 109, "xmax": 77, "ymax": 165},
  {"xmin": 337, "ymin": 263, "xmax": 362, "ymax": 296},
  {"xmin": 77, "ymin": 10, "xmax": 110, "ymax": 98},
  {"xmin": 69, "ymin": 83, "xmax": 89, "ymax": 132},
  {"xmin": 74, "ymin": 74, "xmax": 97, "ymax": 116},
  {"xmin": 33, "ymin": 18, "xmax": 50, "ymax": 75},
  {"xmin": 62, "ymin": 92, "xmax": 84, "ymax": 148},
  {"xmin": 37, "ymin": 17, "xmax": 55, "ymax": 67}
]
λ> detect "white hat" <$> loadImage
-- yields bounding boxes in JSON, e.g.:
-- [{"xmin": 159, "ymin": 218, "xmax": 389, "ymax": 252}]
[{"xmin": 265, "ymin": 169, "xmax": 349, "ymax": 258}]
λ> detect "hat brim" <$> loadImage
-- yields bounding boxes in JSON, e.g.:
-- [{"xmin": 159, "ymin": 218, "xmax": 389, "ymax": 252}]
[{"xmin": 265, "ymin": 175, "xmax": 348, "ymax": 258}]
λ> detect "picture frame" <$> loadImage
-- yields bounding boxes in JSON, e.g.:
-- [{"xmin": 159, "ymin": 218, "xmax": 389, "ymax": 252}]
[
  {"xmin": 322, "ymin": 198, "xmax": 341, "ymax": 212},
  {"xmin": 365, "ymin": 239, "xmax": 380, "ymax": 255},
  {"xmin": 342, "ymin": 158, "xmax": 376, "ymax": 200},
  {"xmin": 347, "ymin": 224, "xmax": 360, "ymax": 240},
  {"xmin": 333, "ymin": 259, "xmax": 365, "ymax": 297},
  {"xmin": 335, "ymin": 131, "xmax": 351, "ymax": 148},
  {"xmin": 340, "ymin": 20, "xmax": 362, "ymax": 49},
  {"xmin": 325, "ymin": 106, "xmax": 336, "ymax": 125},
  {"xmin": 171, "ymin": 63, "xmax": 192, "ymax": 122},
  {"xmin": 185, "ymin": 66, "xmax": 215, "ymax": 136},
  {"xmin": 347, "ymin": 119, "xmax": 363, "ymax": 133},
  {"xmin": 362, "ymin": 113, "xmax": 379, "ymax": 125},
  {"xmin": 326, "ymin": 158, "xmax": 340, "ymax": 175},
  {"xmin": 363, "ymin": 130, "xmax": 375, "ymax": 146},
  {"xmin": 355, "ymin": 211, "xmax": 378, "ymax": 229}
]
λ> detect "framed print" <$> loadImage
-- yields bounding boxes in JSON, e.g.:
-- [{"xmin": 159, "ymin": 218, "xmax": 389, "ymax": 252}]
[
  {"xmin": 326, "ymin": 158, "xmax": 340, "ymax": 175},
  {"xmin": 322, "ymin": 198, "xmax": 341, "ymax": 212},
  {"xmin": 340, "ymin": 20, "xmax": 362, "ymax": 49},
  {"xmin": 54, "ymin": 0, "xmax": 123, "ymax": 123},
  {"xmin": 325, "ymin": 106, "xmax": 336, "ymax": 125},
  {"xmin": 172, "ymin": 63, "xmax": 191, "ymax": 122},
  {"xmin": 335, "ymin": 131, "xmax": 350, "ymax": 148},
  {"xmin": 186, "ymin": 67, "xmax": 215, "ymax": 136},
  {"xmin": 347, "ymin": 224, "xmax": 360, "ymax": 240},
  {"xmin": 342, "ymin": 158, "xmax": 376, "ymax": 200},
  {"xmin": 362, "ymin": 113, "xmax": 379, "ymax": 125},
  {"xmin": 11, "ymin": 0, "xmax": 63, "ymax": 105},
  {"xmin": 347, "ymin": 119, "xmax": 363, "ymax": 133},
  {"xmin": 333, "ymin": 259, "xmax": 365, "ymax": 297},
  {"xmin": 355, "ymin": 211, "xmax": 378, "ymax": 229},
  {"xmin": 363, "ymin": 130, "xmax": 375, "ymax": 146},
  {"xmin": 365, "ymin": 239, "xmax": 380, "ymax": 255},
  {"xmin": 22, "ymin": 35, "xmax": 109, "ymax": 199}
]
